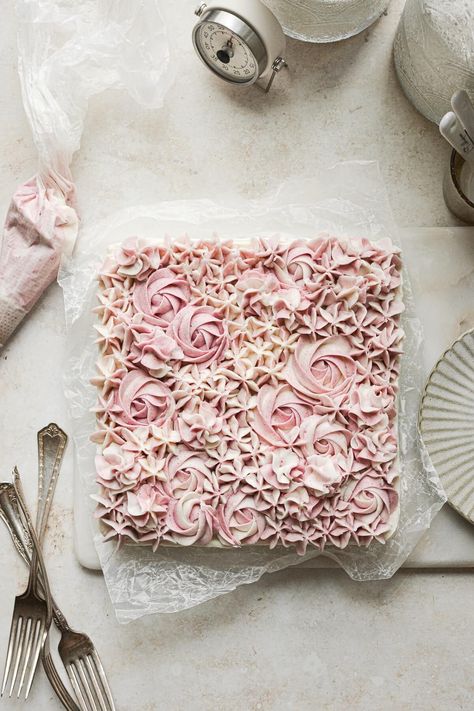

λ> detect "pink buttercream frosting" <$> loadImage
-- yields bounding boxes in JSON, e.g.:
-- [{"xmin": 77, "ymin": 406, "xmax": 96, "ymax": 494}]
[
  {"xmin": 167, "ymin": 305, "xmax": 227, "ymax": 367},
  {"xmin": 129, "ymin": 318, "xmax": 183, "ymax": 376},
  {"xmin": 93, "ymin": 235, "xmax": 403, "ymax": 554},
  {"xmin": 253, "ymin": 384, "xmax": 313, "ymax": 447},
  {"xmin": 286, "ymin": 335, "xmax": 357, "ymax": 404},
  {"xmin": 133, "ymin": 267, "xmax": 190, "ymax": 326},
  {"xmin": 107, "ymin": 369, "xmax": 175, "ymax": 427}
]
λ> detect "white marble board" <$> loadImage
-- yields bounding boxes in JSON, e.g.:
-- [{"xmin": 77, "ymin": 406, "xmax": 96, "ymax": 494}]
[{"xmin": 74, "ymin": 226, "xmax": 474, "ymax": 570}]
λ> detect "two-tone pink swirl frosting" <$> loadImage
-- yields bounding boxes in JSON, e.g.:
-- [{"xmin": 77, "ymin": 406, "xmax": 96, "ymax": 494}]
[
  {"xmin": 253, "ymin": 384, "xmax": 312, "ymax": 447},
  {"xmin": 167, "ymin": 305, "xmax": 227, "ymax": 367},
  {"xmin": 107, "ymin": 369, "xmax": 175, "ymax": 427},
  {"xmin": 94, "ymin": 235, "xmax": 403, "ymax": 554},
  {"xmin": 286, "ymin": 335, "xmax": 357, "ymax": 404},
  {"xmin": 133, "ymin": 268, "xmax": 190, "ymax": 326}
]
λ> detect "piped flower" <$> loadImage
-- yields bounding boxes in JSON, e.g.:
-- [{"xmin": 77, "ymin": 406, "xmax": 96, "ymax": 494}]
[
  {"xmin": 108, "ymin": 368, "xmax": 175, "ymax": 427},
  {"xmin": 178, "ymin": 402, "xmax": 223, "ymax": 449},
  {"xmin": 133, "ymin": 267, "xmax": 190, "ymax": 326},
  {"xmin": 129, "ymin": 319, "xmax": 183, "ymax": 376},
  {"xmin": 286, "ymin": 335, "xmax": 357, "ymax": 404},
  {"xmin": 252, "ymin": 384, "xmax": 313, "ymax": 447},
  {"xmin": 167, "ymin": 305, "xmax": 228, "ymax": 367}
]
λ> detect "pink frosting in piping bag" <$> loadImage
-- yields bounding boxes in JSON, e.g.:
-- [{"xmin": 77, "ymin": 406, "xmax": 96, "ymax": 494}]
[
  {"xmin": 0, "ymin": 0, "xmax": 173, "ymax": 348},
  {"xmin": 0, "ymin": 173, "xmax": 78, "ymax": 346}
]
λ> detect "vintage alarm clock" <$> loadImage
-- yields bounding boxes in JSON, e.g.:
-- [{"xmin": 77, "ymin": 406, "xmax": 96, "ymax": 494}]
[{"xmin": 192, "ymin": 0, "xmax": 287, "ymax": 92}]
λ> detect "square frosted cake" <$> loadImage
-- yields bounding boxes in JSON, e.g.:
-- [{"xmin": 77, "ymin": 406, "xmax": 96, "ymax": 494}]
[{"xmin": 93, "ymin": 235, "xmax": 403, "ymax": 554}]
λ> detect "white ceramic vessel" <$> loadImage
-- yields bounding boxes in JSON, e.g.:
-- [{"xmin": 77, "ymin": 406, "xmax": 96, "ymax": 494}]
[
  {"xmin": 262, "ymin": 0, "xmax": 390, "ymax": 43},
  {"xmin": 394, "ymin": 0, "xmax": 474, "ymax": 124}
]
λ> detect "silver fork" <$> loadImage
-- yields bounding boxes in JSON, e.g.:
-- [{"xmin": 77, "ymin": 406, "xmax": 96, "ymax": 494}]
[
  {"xmin": 0, "ymin": 468, "xmax": 79, "ymax": 711},
  {"xmin": 36, "ymin": 424, "xmax": 116, "ymax": 711},
  {"xmin": 0, "ymin": 470, "xmax": 53, "ymax": 700},
  {"xmin": 1, "ymin": 471, "xmax": 116, "ymax": 711},
  {"xmin": 37, "ymin": 423, "xmax": 81, "ymax": 711},
  {"xmin": 0, "ymin": 426, "xmax": 116, "ymax": 711}
]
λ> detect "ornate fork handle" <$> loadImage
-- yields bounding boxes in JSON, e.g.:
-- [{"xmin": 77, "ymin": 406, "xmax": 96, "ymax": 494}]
[
  {"xmin": 37, "ymin": 423, "xmax": 68, "ymax": 542},
  {"xmin": 0, "ymin": 424, "xmax": 68, "ymax": 566},
  {"xmin": 35, "ymin": 424, "xmax": 71, "ymax": 633}
]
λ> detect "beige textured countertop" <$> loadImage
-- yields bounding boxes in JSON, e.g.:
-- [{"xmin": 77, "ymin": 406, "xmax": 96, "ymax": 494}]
[{"xmin": 0, "ymin": 1, "xmax": 473, "ymax": 709}]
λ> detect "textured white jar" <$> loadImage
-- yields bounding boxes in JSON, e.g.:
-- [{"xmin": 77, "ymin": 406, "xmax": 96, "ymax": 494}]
[
  {"xmin": 262, "ymin": 0, "xmax": 390, "ymax": 43},
  {"xmin": 394, "ymin": 0, "xmax": 474, "ymax": 124}
]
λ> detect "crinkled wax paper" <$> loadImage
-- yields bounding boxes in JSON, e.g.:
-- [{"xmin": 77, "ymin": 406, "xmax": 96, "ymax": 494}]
[
  {"xmin": 59, "ymin": 162, "xmax": 446, "ymax": 622},
  {"xmin": 0, "ymin": 0, "xmax": 174, "ymax": 348}
]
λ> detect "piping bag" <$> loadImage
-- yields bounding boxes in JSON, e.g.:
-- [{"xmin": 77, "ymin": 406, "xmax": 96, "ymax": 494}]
[{"xmin": 0, "ymin": 0, "xmax": 174, "ymax": 348}]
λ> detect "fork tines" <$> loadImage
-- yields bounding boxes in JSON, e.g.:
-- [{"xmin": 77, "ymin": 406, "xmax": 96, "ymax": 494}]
[
  {"xmin": 1, "ymin": 597, "xmax": 47, "ymax": 700},
  {"xmin": 65, "ymin": 649, "xmax": 115, "ymax": 711}
]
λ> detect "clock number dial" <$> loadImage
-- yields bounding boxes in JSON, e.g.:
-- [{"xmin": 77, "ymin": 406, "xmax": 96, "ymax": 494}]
[{"xmin": 196, "ymin": 23, "xmax": 258, "ymax": 83}]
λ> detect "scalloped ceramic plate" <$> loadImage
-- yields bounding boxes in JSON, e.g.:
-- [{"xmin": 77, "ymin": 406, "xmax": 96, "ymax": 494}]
[{"xmin": 420, "ymin": 329, "xmax": 474, "ymax": 525}]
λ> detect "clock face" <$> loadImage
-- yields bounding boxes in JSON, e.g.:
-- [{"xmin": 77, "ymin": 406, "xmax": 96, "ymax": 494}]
[{"xmin": 195, "ymin": 21, "xmax": 259, "ymax": 83}]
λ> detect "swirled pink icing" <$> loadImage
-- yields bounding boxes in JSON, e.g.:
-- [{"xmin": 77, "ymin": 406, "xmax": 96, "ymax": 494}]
[
  {"xmin": 167, "ymin": 305, "xmax": 228, "ymax": 366},
  {"xmin": 253, "ymin": 384, "xmax": 313, "ymax": 447},
  {"xmin": 93, "ymin": 235, "xmax": 403, "ymax": 554},
  {"xmin": 107, "ymin": 369, "xmax": 175, "ymax": 427},
  {"xmin": 133, "ymin": 268, "xmax": 190, "ymax": 326}
]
